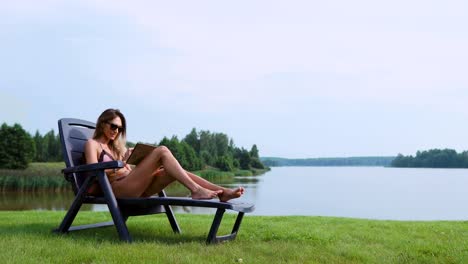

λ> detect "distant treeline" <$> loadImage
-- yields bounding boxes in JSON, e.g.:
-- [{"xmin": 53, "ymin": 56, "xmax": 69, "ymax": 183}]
[
  {"xmin": 391, "ymin": 149, "xmax": 468, "ymax": 168},
  {"xmin": 261, "ymin": 156, "xmax": 395, "ymax": 167},
  {"xmin": 33, "ymin": 130, "xmax": 62, "ymax": 162},
  {"xmin": 0, "ymin": 123, "xmax": 265, "ymax": 172},
  {"xmin": 148, "ymin": 128, "xmax": 265, "ymax": 171}
]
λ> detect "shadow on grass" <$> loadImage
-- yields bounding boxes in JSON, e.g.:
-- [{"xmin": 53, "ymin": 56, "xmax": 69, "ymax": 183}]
[{"xmin": 0, "ymin": 220, "xmax": 211, "ymax": 245}]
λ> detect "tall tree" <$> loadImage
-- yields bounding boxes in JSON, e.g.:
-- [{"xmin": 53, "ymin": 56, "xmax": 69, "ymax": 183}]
[
  {"xmin": 44, "ymin": 130, "xmax": 61, "ymax": 161},
  {"xmin": 33, "ymin": 130, "xmax": 44, "ymax": 162},
  {"xmin": 199, "ymin": 130, "xmax": 217, "ymax": 165},
  {"xmin": 214, "ymin": 133, "xmax": 229, "ymax": 157},
  {"xmin": 216, "ymin": 155, "xmax": 234, "ymax": 171},
  {"xmin": 183, "ymin": 128, "xmax": 200, "ymax": 154},
  {"xmin": 180, "ymin": 141, "xmax": 203, "ymax": 171},
  {"xmin": 250, "ymin": 144, "xmax": 259, "ymax": 158},
  {"xmin": 235, "ymin": 148, "xmax": 252, "ymax": 170},
  {"xmin": 0, "ymin": 123, "xmax": 36, "ymax": 169}
]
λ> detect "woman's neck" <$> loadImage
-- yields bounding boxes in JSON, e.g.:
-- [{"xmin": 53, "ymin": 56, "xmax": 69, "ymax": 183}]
[{"xmin": 95, "ymin": 137, "xmax": 111, "ymax": 146}]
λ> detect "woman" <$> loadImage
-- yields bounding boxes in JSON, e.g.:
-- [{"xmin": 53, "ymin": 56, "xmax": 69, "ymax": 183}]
[{"xmin": 84, "ymin": 108, "xmax": 244, "ymax": 202}]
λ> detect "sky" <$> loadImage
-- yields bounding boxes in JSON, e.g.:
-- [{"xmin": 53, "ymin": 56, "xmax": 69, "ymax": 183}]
[{"xmin": 1, "ymin": 0, "xmax": 468, "ymax": 158}]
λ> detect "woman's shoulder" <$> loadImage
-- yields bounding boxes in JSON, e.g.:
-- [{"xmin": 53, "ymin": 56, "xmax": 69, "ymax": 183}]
[{"xmin": 85, "ymin": 139, "xmax": 99, "ymax": 149}]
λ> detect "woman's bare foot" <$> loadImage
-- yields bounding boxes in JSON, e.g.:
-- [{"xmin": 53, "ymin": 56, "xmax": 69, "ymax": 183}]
[
  {"xmin": 219, "ymin": 187, "xmax": 245, "ymax": 202},
  {"xmin": 191, "ymin": 186, "xmax": 221, "ymax": 200}
]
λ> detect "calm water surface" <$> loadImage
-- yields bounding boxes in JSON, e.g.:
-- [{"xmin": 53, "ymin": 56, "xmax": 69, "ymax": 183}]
[
  {"xmin": 248, "ymin": 167, "xmax": 468, "ymax": 220},
  {"xmin": 2, "ymin": 167, "xmax": 467, "ymax": 220}
]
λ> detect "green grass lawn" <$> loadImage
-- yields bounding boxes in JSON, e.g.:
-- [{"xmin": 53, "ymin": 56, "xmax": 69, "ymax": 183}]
[{"xmin": 0, "ymin": 211, "xmax": 466, "ymax": 263}]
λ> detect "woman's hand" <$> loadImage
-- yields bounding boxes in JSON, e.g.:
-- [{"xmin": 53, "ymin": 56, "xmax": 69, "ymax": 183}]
[
  {"xmin": 107, "ymin": 165, "xmax": 131, "ymax": 178},
  {"xmin": 115, "ymin": 166, "xmax": 131, "ymax": 177},
  {"xmin": 123, "ymin": 147, "xmax": 134, "ymax": 162}
]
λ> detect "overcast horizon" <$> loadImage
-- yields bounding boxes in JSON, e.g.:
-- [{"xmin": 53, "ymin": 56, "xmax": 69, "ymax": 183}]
[{"xmin": 1, "ymin": 1, "xmax": 468, "ymax": 159}]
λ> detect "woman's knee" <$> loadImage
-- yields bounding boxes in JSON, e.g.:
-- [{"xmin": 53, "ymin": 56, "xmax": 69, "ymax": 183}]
[{"xmin": 153, "ymin": 146, "xmax": 172, "ymax": 159}]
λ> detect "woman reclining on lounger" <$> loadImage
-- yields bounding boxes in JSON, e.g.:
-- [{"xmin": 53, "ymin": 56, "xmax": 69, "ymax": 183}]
[{"xmin": 84, "ymin": 108, "xmax": 244, "ymax": 202}]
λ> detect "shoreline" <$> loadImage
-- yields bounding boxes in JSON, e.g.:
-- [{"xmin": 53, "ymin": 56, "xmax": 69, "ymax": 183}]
[{"xmin": 0, "ymin": 162, "xmax": 269, "ymax": 192}]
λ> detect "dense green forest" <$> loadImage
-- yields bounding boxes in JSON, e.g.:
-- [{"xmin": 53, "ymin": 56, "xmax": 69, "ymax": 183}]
[
  {"xmin": 0, "ymin": 124, "xmax": 64, "ymax": 168},
  {"xmin": 261, "ymin": 156, "xmax": 395, "ymax": 167},
  {"xmin": 0, "ymin": 123, "xmax": 265, "ymax": 171},
  {"xmin": 391, "ymin": 149, "xmax": 468, "ymax": 168},
  {"xmin": 154, "ymin": 128, "xmax": 265, "ymax": 171},
  {"xmin": 0, "ymin": 123, "xmax": 36, "ymax": 169}
]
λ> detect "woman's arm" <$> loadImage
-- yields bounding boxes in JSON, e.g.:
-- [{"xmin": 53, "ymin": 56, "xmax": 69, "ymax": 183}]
[
  {"xmin": 84, "ymin": 139, "xmax": 99, "ymax": 164},
  {"xmin": 84, "ymin": 139, "xmax": 131, "ymax": 177},
  {"xmin": 84, "ymin": 139, "xmax": 117, "ymax": 176}
]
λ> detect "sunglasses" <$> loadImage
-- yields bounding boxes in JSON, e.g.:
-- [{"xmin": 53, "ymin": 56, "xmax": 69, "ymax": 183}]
[{"xmin": 106, "ymin": 121, "xmax": 123, "ymax": 133}]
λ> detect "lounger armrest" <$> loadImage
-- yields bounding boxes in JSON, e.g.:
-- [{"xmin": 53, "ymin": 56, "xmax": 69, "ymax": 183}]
[{"xmin": 62, "ymin": 161, "xmax": 125, "ymax": 174}]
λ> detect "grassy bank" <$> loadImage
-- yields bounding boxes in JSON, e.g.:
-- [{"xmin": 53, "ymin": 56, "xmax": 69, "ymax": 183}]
[
  {"xmin": 0, "ymin": 211, "xmax": 466, "ymax": 263},
  {"xmin": 0, "ymin": 163, "xmax": 268, "ymax": 191}
]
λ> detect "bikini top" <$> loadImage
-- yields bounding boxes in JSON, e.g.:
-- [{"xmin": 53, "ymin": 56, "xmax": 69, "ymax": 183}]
[{"xmin": 98, "ymin": 144, "xmax": 116, "ymax": 162}]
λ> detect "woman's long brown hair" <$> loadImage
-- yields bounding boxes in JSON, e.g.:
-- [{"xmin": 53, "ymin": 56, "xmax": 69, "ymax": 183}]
[{"xmin": 93, "ymin": 108, "xmax": 127, "ymax": 159}]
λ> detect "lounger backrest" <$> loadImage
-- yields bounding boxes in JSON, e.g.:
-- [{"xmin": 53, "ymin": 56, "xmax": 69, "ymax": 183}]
[{"xmin": 58, "ymin": 118, "xmax": 96, "ymax": 194}]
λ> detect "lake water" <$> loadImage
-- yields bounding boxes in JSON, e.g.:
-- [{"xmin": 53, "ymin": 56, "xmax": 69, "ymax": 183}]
[{"xmin": 2, "ymin": 167, "xmax": 468, "ymax": 220}]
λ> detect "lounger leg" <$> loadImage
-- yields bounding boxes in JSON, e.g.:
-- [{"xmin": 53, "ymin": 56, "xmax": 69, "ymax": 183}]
[
  {"xmin": 54, "ymin": 176, "xmax": 92, "ymax": 233},
  {"xmin": 206, "ymin": 210, "xmax": 246, "ymax": 244},
  {"xmin": 158, "ymin": 191, "xmax": 181, "ymax": 234},
  {"xmin": 231, "ymin": 212, "xmax": 245, "ymax": 235},
  {"xmin": 55, "ymin": 196, "xmax": 83, "ymax": 233},
  {"xmin": 207, "ymin": 208, "xmax": 226, "ymax": 244},
  {"xmin": 164, "ymin": 205, "xmax": 181, "ymax": 234},
  {"xmin": 99, "ymin": 173, "xmax": 132, "ymax": 242}
]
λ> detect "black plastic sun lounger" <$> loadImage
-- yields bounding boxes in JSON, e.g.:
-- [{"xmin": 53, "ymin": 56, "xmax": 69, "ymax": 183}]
[{"xmin": 54, "ymin": 118, "xmax": 254, "ymax": 244}]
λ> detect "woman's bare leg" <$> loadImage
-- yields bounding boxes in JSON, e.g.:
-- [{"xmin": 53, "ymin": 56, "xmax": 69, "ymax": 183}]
[
  {"xmin": 142, "ymin": 168, "xmax": 244, "ymax": 201},
  {"xmin": 111, "ymin": 146, "xmax": 219, "ymax": 199},
  {"xmin": 141, "ymin": 168, "xmax": 176, "ymax": 197},
  {"xmin": 185, "ymin": 171, "xmax": 245, "ymax": 202}
]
